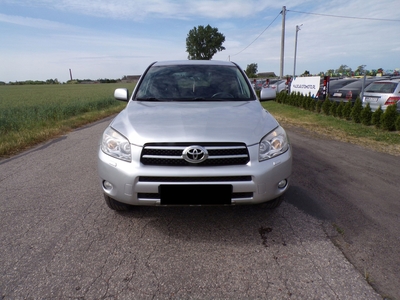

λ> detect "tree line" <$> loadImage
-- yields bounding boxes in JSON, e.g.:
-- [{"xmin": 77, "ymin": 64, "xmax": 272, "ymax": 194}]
[{"xmin": 2, "ymin": 78, "xmax": 122, "ymax": 85}]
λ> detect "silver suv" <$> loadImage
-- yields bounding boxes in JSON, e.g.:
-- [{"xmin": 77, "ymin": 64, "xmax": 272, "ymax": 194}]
[
  {"xmin": 362, "ymin": 78, "xmax": 400, "ymax": 112},
  {"xmin": 98, "ymin": 60, "xmax": 292, "ymax": 211}
]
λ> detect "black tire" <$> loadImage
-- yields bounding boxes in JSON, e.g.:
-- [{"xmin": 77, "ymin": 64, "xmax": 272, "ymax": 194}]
[
  {"xmin": 260, "ymin": 195, "xmax": 284, "ymax": 209},
  {"xmin": 104, "ymin": 194, "xmax": 133, "ymax": 211}
]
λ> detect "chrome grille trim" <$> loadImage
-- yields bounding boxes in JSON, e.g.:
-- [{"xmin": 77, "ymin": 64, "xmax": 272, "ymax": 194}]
[{"xmin": 141, "ymin": 143, "xmax": 250, "ymax": 166}]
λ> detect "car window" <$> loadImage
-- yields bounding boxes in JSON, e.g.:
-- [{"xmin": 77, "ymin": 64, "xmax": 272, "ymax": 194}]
[
  {"xmin": 365, "ymin": 82, "xmax": 398, "ymax": 93},
  {"xmin": 135, "ymin": 64, "xmax": 253, "ymax": 101},
  {"xmin": 339, "ymin": 80, "xmax": 362, "ymax": 89},
  {"xmin": 330, "ymin": 80, "xmax": 358, "ymax": 89}
]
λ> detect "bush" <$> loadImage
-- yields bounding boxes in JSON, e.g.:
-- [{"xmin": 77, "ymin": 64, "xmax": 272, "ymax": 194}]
[
  {"xmin": 322, "ymin": 99, "xmax": 331, "ymax": 115},
  {"xmin": 360, "ymin": 103, "xmax": 372, "ymax": 126},
  {"xmin": 336, "ymin": 101, "xmax": 345, "ymax": 118},
  {"xmin": 351, "ymin": 97, "xmax": 363, "ymax": 123},
  {"xmin": 294, "ymin": 92, "xmax": 302, "ymax": 107},
  {"xmin": 342, "ymin": 101, "xmax": 352, "ymax": 120},
  {"xmin": 329, "ymin": 101, "xmax": 338, "ymax": 117},
  {"xmin": 305, "ymin": 96, "xmax": 312, "ymax": 110},
  {"xmin": 275, "ymin": 91, "xmax": 286, "ymax": 104},
  {"xmin": 309, "ymin": 98, "xmax": 316, "ymax": 112},
  {"xmin": 371, "ymin": 106, "xmax": 383, "ymax": 128},
  {"xmin": 316, "ymin": 100, "xmax": 323, "ymax": 113},
  {"xmin": 381, "ymin": 104, "xmax": 398, "ymax": 131},
  {"xmin": 395, "ymin": 114, "xmax": 400, "ymax": 131}
]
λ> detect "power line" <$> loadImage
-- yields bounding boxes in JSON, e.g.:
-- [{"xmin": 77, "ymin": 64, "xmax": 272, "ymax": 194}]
[
  {"xmin": 287, "ymin": 10, "xmax": 400, "ymax": 22},
  {"xmin": 229, "ymin": 8, "xmax": 400, "ymax": 60},
  {"xmin": 231, "ymin": 11, "xmax": 282, "ymax": 57}
]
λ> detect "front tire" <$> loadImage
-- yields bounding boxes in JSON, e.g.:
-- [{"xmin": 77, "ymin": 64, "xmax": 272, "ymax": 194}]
[{"xmin": 104, "ymin": 194, "xmax": 133, "ymax": 211}]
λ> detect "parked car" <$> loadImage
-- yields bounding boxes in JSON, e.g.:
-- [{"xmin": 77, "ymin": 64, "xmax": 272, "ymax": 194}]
[
  {"xmin": 98, "ymin": 60, "xmax": 292, "ymax": 211},
  {"xmin": 362, "ymin": 78, "xmax": 400, "ymax": 112},
  {"xmin": 330, "ymin": 78, "xmax": 382, "ymax": 104},
  {"xmin": 252, "ymin": 79, "xmax": 264, "ymax": 91},
  {"xmin": 260, "ymin": 85, "xmax": 277, "ymax": 100},
  {"xmin": 270, "ymin": 79, "xmax": 287, "ymax": 93},
  {"xmin": 317, "ymin": 78, "xmax": 358, "ymax": 100}
]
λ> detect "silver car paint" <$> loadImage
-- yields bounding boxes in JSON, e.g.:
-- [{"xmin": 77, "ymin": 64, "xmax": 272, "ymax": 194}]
[
  {"xmin": 110, "ymin": 100, "xmax": 279, "ymax": 146},
  {"xmin": 98, "ymin": 60, "xmax": 292, "ymax": 207},
  {"xmin": 362, "ymin": 79, "xmax": 400, "ymax": 112}
]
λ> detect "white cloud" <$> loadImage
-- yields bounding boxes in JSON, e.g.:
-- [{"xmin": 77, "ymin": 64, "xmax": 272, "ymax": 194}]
[
  {"xmin": 0, "ymin": 13, "xmax": 78, "ymax": 30},
  {"xmin": 0, "ymin": 0, "xmax": 399, "ymax": 81}
]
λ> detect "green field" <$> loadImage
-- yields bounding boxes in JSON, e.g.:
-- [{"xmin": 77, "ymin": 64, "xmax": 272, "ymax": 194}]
[
  {"xmin": 0, "ymin": 83, "xmax": 134, "ymax": 157},
  {"xmin": 1, "ymin": 84, "xmax": 399, "ymax": 158}
]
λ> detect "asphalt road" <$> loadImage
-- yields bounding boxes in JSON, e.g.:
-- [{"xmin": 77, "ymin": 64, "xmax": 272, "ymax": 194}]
[
  {"xmin": 0, "ymin": 116, "xmax": 396, "ymax": 299},
  {"xmin": 286, "ymin": 126, "xmax": 400, "ymax": 300}
]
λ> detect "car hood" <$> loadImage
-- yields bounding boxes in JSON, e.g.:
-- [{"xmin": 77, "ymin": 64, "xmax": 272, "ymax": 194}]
[{"xmin": 110, "ymin": 100, "xmax": 279, "ymax": 146}]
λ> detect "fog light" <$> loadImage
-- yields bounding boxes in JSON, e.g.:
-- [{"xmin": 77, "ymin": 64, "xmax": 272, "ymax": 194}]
[
  {"xmin": 278, "ymin": 179, "xmax": 287, "ymax": 189},
  {"xmin": 103, "ymin": 181, "xmax": 113, "ymax": 190}
]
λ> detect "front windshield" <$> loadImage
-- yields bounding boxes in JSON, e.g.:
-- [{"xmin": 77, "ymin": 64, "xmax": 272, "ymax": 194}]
[{"xmin": 135, "ymin": 64, "xmax": 253, "ymax": 101}]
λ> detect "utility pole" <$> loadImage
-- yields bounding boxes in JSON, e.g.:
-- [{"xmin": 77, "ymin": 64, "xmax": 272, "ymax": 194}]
[
  {"xmin": 280, "ymin": 6, "xmax": 286, "ymax": 79},
  {"xmin": 293, "ymin": 24, "xmax": 302, "ymax": 78}
]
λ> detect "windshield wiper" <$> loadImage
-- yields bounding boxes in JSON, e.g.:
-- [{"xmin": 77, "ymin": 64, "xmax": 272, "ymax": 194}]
[{"xmin": 136, "ymin": 97, "xmax": 162, "ymax": 101}]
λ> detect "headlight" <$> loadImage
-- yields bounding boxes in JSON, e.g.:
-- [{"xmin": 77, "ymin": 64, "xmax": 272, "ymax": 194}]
[
  {"xmin": 259, "ymin": 126, "xmax": 289, "ymax": 161},
  {"xmin": 101, "ymin": 127, "xmax": 132, "ymax": 162}
]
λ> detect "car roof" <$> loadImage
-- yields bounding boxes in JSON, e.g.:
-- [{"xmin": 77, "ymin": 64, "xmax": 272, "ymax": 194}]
[
  {"xmin": 152, "ymin": 60, "xmax": 236, "ymax": 67},
  {"xmin": 338, "ymin": 78, "xmax": 380, "ymax": 89},
  {"xmin": 371, "ymin": 78, "xmax": 400, "ymax": 83}
]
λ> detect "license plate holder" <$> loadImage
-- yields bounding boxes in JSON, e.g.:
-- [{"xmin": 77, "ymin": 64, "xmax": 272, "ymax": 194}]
[{"xmin": 159, "ymin": 185, "xmax": 232, "ymax": 205}]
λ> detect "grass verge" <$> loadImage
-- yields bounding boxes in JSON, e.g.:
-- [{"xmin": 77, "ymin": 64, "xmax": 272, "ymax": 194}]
[{"xmin": 0, "ymin": 103, "xmax": 125, "ymax": 158}]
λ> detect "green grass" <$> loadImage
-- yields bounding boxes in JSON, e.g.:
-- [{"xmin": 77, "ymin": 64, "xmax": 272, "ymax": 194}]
[
  {"xmin": 261, "ymin": 101, "xmax": 400, "ymax": 155},
  {"xmin": 1, "ymin": 85, "xmax": 398, "ymax": 158},
  {"xmin": 0, "ymin": 83, "xmax": 134, "ymax": 157}
]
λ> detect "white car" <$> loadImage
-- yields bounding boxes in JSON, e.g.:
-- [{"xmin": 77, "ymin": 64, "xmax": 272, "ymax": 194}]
[
  {"xmin": 260, "ymin": 86, "xmax": 277, "ymax": 100},
  {"xmin": 98, "ymin": 60, "xmax": 292, "ymax": 211},
  {"xmin": 362, "ymin": 78, "xmax": 400, "ymax": 112},
  {"xmin": 270, "ymin": 80, "xmax": 287, "ymax": 93}
]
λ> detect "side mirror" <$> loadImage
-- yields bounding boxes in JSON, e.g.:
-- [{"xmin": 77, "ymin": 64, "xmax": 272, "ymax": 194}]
[{"xmin": 114, "ymin": 88, "xmax": 129, "ymax": 101}]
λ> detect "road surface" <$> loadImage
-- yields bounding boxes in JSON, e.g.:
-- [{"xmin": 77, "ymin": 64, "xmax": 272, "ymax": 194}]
[{"xmin": 0, "ymin": 117, "xmax": 395, "ymax": 299}]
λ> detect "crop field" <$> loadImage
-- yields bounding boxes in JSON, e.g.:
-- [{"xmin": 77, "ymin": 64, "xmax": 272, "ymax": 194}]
[{"xmin": 0, "ymin": 83, "xmax": 134, "ymax": 157}]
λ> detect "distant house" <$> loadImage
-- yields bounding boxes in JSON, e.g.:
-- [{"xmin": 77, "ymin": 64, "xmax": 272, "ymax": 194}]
[
  {"xmin": 257, "ymin": 72, "xmax": 277, "ymax": 78},
  {"xmin": 121, "ymin": 75, "xmax": 141, "ymax": 83}
]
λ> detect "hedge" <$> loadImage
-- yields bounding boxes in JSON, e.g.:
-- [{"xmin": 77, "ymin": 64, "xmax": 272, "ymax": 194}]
[{"xmin": 274, "ymin": 91, "xmax": 399, "ymax": 131}]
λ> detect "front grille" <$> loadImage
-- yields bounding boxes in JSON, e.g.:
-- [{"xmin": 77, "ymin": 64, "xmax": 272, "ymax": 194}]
[{"xmin": 141, "ymin": 143, "xmax": 250, "ymax": 166}]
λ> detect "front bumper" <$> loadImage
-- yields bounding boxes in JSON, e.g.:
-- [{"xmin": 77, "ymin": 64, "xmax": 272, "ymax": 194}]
[{"xmin": 97, "ymin": 143, "xmax": 292, "ymax": 206}]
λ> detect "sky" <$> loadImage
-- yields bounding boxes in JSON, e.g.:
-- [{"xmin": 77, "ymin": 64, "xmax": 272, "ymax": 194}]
[{"xmin": 1, "ymin": 0, "xmax": 400, "ymax": 83}]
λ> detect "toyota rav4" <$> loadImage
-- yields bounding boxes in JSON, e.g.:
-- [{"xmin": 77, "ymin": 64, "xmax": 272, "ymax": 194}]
[{"xmin": 98, "ymin": 60, "xmax": 292, "ymax": 211}]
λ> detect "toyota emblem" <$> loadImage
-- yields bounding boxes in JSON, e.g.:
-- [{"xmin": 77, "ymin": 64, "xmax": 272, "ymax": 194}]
[{"xmin": 182, "ymin": 145, "xmax": 208, "ymax": 163}]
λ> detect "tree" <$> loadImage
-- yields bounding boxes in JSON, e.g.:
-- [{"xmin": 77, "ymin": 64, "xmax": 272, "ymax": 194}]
[
  {"xmin": 361, "ymin": 103, "xmax": 372, "ymax": 126},
  {"xmin": 302, "ymin": 70, "xmax": 310, "ymax": 76},
  {"xmin": 381, "ymin": 104, "xmax": 398, "ymax": 131},
  {"xmin": 355, "ymin": 65, "xmax": 366, "ymax": 76},
  {"xmin": 335, "ymin": 64, "xmax": 352, "ymax": 76},
  {"xmin": 245, "ymin": 63, "xmax": 258, "ymax": 78},
  {"xmin": 371, "ymin": 106, "xmax": 383, "ymax": 128},
  {"xmin": 351, "ymin": 97, "xmax": 363, "ymax": 123},
  {"xmin": 186, "ymin": 25, "xmax": 225, "ymax": 60},
  {"xmin": 326, "ymin": 69, "xmax": 335, "ymax": 76}
]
